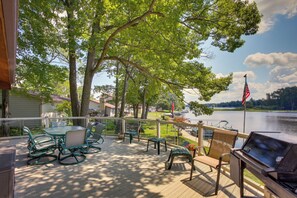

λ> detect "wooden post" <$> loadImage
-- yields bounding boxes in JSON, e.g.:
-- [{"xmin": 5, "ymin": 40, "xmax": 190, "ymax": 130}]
[
  {"xmin": 156, "ymin": 119, "xmax": 161, "ymax": 138},
  {"xmin": 197, "ymin": 121, "xmax": 204, "ymax": 155}
]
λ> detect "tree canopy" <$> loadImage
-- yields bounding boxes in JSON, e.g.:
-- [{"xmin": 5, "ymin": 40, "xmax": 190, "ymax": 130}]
[{"xmin": 17, "ymin": 0, "xmax": 261, "ymax": 118}]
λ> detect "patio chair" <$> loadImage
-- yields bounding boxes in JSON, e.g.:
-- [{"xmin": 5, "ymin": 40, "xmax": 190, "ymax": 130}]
[
  {"xmin": 85, "ymin": 123, "xmax": 105, "ymax": 153},
  {"xmin": 123, "ymin": 122, "xmax": 141, "ymax": 144},
  {"xmin": 189, "ymin": 129, "xmax": 238, "ymax": 195},
  {"xmin": 24, "ymin": 126, "xmax": 57, "ymax": 165},
  {"xmin": 58, "ymin": 130, "xmax": 88, "ymax": 165}
]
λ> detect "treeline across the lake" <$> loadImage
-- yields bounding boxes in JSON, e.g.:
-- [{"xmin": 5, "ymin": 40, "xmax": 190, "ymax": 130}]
[{"xmin": 209, "ymin": 86, "xmax": 297, "ymax": 110}]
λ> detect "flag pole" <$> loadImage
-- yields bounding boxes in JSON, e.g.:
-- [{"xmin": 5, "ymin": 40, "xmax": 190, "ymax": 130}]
[{"xmin": 243, "ymin": 74, "xmax": 247, "ymax": 133}]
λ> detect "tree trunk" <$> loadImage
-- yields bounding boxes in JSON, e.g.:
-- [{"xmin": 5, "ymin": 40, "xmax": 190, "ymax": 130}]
[
  {"xmin": 145, "ymin": 103, "xmax": 149, "ymax": 119},
  {"xmin": 135, "ymin": 104, "xmax": 139, "ymax": 118},
  {"xmin": 119, "ymin": 69, "xmax": 129, "ymax": 118},
  {"xmin": 66, "ymin": 2, "xmax": 80, "ymax": 125},
  {"xmin": 133, "ymin": 104, "xmax": 139, "ymax": 118},
  {"xmin": 80, "ymin": 53, "xmax": 95, "ymax": 118},
  {"xmin": 114, "ymin": 62, "xmax": 119, "ymax": 117},
  {"xmin": 141, "ymin": 88, "xmax": 146, "ymax": 119},
  {"xmin": 1, "ymin": 90, "xmax": 9, "ymax": 136},
  {"xmin": 79, "ymin": 1, "xmax": 101, "ymax": 122}
]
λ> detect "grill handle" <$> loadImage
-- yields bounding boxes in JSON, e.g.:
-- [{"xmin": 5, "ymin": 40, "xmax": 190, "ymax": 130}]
[{"xmin": 262, "ymin": 167, "xmax": 276, "ymax": 176}]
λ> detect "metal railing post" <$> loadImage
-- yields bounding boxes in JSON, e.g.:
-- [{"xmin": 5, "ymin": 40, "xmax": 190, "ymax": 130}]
[
  {"xmin": 85, "ymin": 115, "xmax": 89, "ymax": 127},
  {"xmin": 198, "ymin": 121, "xmax": 204, "ymax": 155},
  {"xmin": 45, "ymin": 116, "xmax": 49, "ymax": 128},
  {"xmin": 122, "ymin": 118, "xmax": 126, "ymax": 135},
  {"xmin": 156, "ymin": 119, "xmax": 161, "ymax": 138}
]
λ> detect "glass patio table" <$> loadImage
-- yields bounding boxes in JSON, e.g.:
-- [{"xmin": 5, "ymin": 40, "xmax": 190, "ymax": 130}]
[
  {"xmin": 44, "ymin": 126, "xmax": 85, "ymax": 137},
  {"xmin": 44, "ymin": 126, "xmax": 86, "ymax": 147}
]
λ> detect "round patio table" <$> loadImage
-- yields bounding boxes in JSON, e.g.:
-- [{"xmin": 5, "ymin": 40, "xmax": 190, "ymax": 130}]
[{"xmin": 44, "ymin": 126, "xmax": 85, "ymax": 138}]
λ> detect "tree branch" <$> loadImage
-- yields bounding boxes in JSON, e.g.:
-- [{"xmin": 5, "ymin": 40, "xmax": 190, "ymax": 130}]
[
  {"xmin": 104, "ymin": 56, "xmax": 183, "ymax": 88},
  {"xmin": 93, "ymin": 0, "xmax": 161, "ymax": 73}
]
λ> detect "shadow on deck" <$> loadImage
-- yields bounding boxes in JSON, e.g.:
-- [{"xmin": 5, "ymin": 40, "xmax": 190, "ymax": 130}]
[{"xmin": 0, "ymin": 137, "xmax": 262, "ymax": 198}]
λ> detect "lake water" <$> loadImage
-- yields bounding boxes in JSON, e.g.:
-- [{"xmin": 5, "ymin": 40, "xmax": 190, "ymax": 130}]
[{"xmin": 185, "ymin": 111, "xmax": 297, "ymax": 142}]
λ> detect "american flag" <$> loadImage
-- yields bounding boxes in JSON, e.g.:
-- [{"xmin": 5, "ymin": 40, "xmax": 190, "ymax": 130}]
[{"xmin": 242, "ymin": 81, "xmax": 250, "ymax": 105}]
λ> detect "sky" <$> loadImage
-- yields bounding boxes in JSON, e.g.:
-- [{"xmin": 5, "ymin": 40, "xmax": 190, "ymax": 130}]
[
  {"xmin": 93, "ymin": 0, "xmax": 297, "ymax": 103},
  {"xmin": 185, "ymin": 0, "xmax": 297, "ymax": 103}
]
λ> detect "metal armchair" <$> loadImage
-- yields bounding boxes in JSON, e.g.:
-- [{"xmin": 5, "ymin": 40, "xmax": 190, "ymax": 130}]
[
  {"xmin": 123, "ymin": 122, "xmax": 142, "ymax": 144},
  {"xmin": 24, "ymin": 126, "xmax": 57, "ymax": 165},
  {"xmin": 189, "ymin": 129, "xmax": 238, "ymax": 195},
  {"xmin": 58, "ymin": 130, "xmax": 88, "ymax": 165},
  {"xmin": 85, "ymin": 123, "xmax": 105, "ymax": 153}
]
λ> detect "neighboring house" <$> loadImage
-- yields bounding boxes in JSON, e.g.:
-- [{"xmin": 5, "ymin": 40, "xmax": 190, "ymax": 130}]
[
  {"xmin": 0, "ymin": 92, "xmax": 42, "ymax": 127},
  {"xmin": 42, "ymin": 95, "xmax": 104, "ymax": 116},
  {"xmin": 99, "ymin": 97, "xmax": 115, "ymax": 117},
  {"xmin": 42, "ymin": 95, "xmax": 70, "ymax": 115},
  {"xmin": 104, "ymin": 103, "xmax": 115, "ymax": 117},
  {"xmin": 89, "ymin": 99, "xmax": 100, "ymax": 111}
]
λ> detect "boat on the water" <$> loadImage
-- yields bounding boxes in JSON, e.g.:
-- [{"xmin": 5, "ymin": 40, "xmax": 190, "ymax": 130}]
[{"xmin": 190, "ymin": 120, "xmax": 238, "ymax": 139}]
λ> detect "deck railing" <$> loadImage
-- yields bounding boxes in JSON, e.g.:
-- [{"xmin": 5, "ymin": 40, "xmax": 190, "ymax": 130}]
[
  {"xmin": 0, "ymin": 116, "xmax": 262, "ymax": 193},
  {"xmin": 0, "ymin": 116, "xmax": 249, "ymax": 145}
]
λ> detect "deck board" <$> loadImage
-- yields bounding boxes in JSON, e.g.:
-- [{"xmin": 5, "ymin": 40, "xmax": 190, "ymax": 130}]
[{"xmin": 0, "ymin": 136, "xmax": 263, "ymax": 198}]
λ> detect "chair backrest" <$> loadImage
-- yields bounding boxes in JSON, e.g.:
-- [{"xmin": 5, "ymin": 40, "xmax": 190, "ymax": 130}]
[
  {"xmin": 23, "ymin": 126, "xmax": 34, "ymax": 140},
  {"xmin": 207, "ymin": 129, "xmax": 238, "ymax": 162},
  {"xmin": 126, "ymin": 122, "xmax": 141, "ymax": 133},
  {"xmin": 65, "ymin": 130, "xmax": 86, "ymax": 148},
  {"xmin": 93, "ymin": 124, "xmax": 105, "ymax": 139}
]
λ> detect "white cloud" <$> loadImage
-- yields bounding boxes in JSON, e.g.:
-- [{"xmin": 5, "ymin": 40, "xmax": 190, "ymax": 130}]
[
  {"xmin": 244, "ymin": 52, "xmax": 297, "ymax": 67},
  {"xmin": 244, "ymin": 52, "xmax": 297, "ymax": 85},
  {"xmin": 253, "ymin": 0, "xmax": 297, "ymax": 33}
]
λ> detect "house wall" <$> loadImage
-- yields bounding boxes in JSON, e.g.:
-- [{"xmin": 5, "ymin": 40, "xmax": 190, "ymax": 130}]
[
  {"xmin": 105, "ymin": 107, "xmax": 115, "ymax": 117},
  {"xmin": 89, "ymin": 101, "xmax": 100, "ymax": 111},
  {"xmin": 42, "ymin": 103, "xmax": 56, "ymax": 113},
  {"xmin": 0, "ymin": 93, "xmax": 42, "ymax": 127}
]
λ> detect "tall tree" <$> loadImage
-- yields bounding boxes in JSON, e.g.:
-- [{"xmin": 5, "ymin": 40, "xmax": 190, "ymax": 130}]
[{"xmin": 18, "ymin": 0, "xmax": 261, "ymax": 118}]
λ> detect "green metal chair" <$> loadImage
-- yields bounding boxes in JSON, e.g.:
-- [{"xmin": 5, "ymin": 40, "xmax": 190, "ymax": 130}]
[
  {"xmin": 84, "ymin": 123, "xmax": 105, "ymax": 153},
  {"xmin": 24, "ymin": 126, "xmax": 57, "ymax": 165},
  {"xmin": 58, "ymin": 130, "xmax": 88, "ymax": 165},
  {"xmin": 123, "ymin": 122, "xmax": 141, "ymax": 144}
]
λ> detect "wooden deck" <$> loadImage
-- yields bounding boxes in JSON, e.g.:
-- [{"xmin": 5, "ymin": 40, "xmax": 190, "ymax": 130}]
[{"xmin": 0, "ymin": 136, "xmax": 263, "ymax": 198}]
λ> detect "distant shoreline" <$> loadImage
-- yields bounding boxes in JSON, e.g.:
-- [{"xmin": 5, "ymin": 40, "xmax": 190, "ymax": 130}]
[{"xmin": 213, "ymin": 108, "xmax": 297, "ymax": 113}]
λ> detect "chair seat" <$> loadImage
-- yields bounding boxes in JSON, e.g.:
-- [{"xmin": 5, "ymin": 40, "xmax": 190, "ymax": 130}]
[
  {"xmin": 166, "ymin": 147, "xmax": 192, "ymax": 170},
  {"xmin": 33, "ymin": 135, "xmax": 53, "ymax": 144},
  {"xmin": 124, "ymin": 131, "xmax": 137, "ymax": 135},
  {"xmin": 171, "ymin": 147, "xmax": 191, "ymax": 156},
  {"xmin": 194, "ymin": 155, "xmax": 220, "ymax": 168},
  {"xmin": 35, "ymin": 141, "xmax": 56, "ymax": 151},
  {"xmin": 148, "ymin": 137, "xmax": 166, "ymax": 143}
]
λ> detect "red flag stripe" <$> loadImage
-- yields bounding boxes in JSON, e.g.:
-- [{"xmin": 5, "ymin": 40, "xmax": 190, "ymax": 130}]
[{"xmin": 242, "ymin": 83, "xmax": 250, "ymax": 105}]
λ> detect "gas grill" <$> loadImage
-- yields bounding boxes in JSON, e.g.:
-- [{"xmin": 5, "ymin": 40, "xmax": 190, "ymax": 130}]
[{"xmin": 231, "ymin": 132, "xmax": 297, "ymax": 197}]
